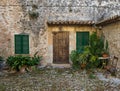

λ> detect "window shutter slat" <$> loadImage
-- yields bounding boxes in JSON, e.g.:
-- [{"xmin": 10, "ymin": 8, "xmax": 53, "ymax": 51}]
[
  {"xmin": 15, "ymin": 35, "xmax": 22, "ymax": 54},
  {"xmin": 76, "ymin": 32, "xmax": 89, "ymax": 53},
  {"xmin": 22, "ymin": 35, "xmax": 29, "ymax": 54}
]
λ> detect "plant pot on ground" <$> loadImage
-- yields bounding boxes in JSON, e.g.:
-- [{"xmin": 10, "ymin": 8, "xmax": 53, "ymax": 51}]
[
  {"xmin": 102, "ymin": 49, "xmax": 109, "ymax": 58},
  {"xmin": 78, "ymin": 52, "xmax": 89, "ymax": 69},
  {"xmin": 102, "ymin": 40, "xmax": 109, "ymax": 57},
  {"xmin": 20, "ymin": 65, "xmax": 27, "ymax": 73},
  {"xmin": 6, "ymin": 55, "xmax": 31, "ymax": 72},
  {"xmin": 102, "ymin": 53, "xmax": 109, "ymax": 58},
  {"xmin": 7, "ymin": 54, "xmax": 42, "ymax": 73},
  {"xmin": 81, "ymin": 63, "xmax": 86, "ymax": 69}
]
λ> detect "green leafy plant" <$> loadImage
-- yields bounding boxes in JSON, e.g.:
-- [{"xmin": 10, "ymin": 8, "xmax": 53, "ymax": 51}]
[
  {"xmin": 29, "ymin": 11, "xmax": 39, "ymax": 19},
  {"xmin": 70, "ymin": 50, "xmax": 80, "ymax": 69},
  {"xmin": 78, "ymin": 46, "xmax": 99, "ymax": 69},
  {"xmin": 7, "ymin": 54, "xmax": 42, "ymax": 71},
  {"xmin": 80, "ymin": 32, "xmax": 104, "ymax": 69},
  {"xmin": 7, "ymin": 55, "xmax": 30, "ymax": 71},
  {"xmin": 29, "ymin": 4, "xmax": 39, "ymax": 19},
  {"xmin": 77, "ymin": 46, "xmax": 90, "ymax": 69},
  {"xmin": 89, "ymin": 32, "xmax": 104, "ymax": 56},
  {"xmin": 70, "ymin": 32, "xmax": 109, "ymax": 70},
  {"xmin": 28, "ymin": 52, "xmax": 42, "ymax": 66}
]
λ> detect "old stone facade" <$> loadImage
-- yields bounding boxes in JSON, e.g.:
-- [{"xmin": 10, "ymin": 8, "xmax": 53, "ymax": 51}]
[
  {"xmin": 0, "ymin": 0, "xmax": 120, "ymax": 67},
  {"xmin": 102, "ymin": 21, "xmax": 120, "ymax": 67}
]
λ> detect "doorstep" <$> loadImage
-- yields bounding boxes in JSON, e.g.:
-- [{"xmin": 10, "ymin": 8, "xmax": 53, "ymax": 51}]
[{"xmin": 51, "ymin": 64, "xmax": 71, "ymax": 68}]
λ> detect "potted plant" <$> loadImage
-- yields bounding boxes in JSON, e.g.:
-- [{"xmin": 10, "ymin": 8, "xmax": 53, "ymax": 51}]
[
  {"xmin": 7, "ymin": 54, "xmax": 42, "ymax": 73},
  {"xmin": 102, "ymin": 50, "xmax": 109, "ymax": 58},
  {"xmin": 26, "ymin": 52, "xmax": 42, "ymax": 71},
  {"xmin": 102, "ymin": 40, "xmax": 109, "ymax": 57},
  {"xmin": 78, "ymin": 46, "xmax": 90, "ymax": 69},
  {"xmin": 7, "ymin": 55, "xmax": 30, "ymax": 73},
  {"xmin": 78, "ymin": 53, "xmax": 88, "ymax": 69}
]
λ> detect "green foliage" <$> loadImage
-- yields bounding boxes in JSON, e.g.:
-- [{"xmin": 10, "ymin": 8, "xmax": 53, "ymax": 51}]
[
  {"xmin": 29, "ymin": 11, "xmax": 39, "ymax": 19},
  {"xmin": 79, "ymin": 46, "xmax": 99, "ymax": 69},
  {"xmin": 78, "ymin": 46, "xmax": 90, "ymax": 65},
  {"xmin": 70, "ymin": 32, "xmax": 109, "ymax": 69},
  {"xmin": 7, "ymin": 55, "xmax": 30, "ymax": 71},
  {"xmin": 7, "ymin": 54, "xmax": 42, "ymax": 71},
  {"xmin": 29, "ymin": 52, "xmax": 42, "ymax": 66},
  {"xmin": 70, "ymin": 50, "xmax": 80, "ymax": 69},
  {"xmin": 29, "ymin": 4, "xmax": 39, "ymax": 19},
  {"xmin": 84, "ymin": 32, "xmax": 103, "ymax": 68},
  {"xmin": 89, "ymin": 32, "xmax": 104, "ymax": 56}
]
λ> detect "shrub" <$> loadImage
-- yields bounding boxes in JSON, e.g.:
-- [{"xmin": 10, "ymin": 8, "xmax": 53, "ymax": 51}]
[
  {"xmin": 7, "ymin": 55, "xmax": 30, "ymax": 71},
  {"xmin": 7, "ymin": 54, "xmax": 42, "ymax": 71},
  {"xmin": 70, "ymin": 50, "xmax": 80, "ymax": 69},
  {"xmin": 70, "ymin": 32, "xmax": 105, "ymax": 69}
]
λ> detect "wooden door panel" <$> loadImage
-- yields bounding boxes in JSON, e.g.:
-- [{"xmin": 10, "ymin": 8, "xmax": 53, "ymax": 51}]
[{"xmin": 53, "ymin": 32, "xmax": 69, "ymax": 64}]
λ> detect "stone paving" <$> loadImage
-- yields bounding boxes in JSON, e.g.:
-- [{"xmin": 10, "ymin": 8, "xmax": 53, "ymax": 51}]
[{"xmin": 0, "ymin": 68, "xmax": 120, "ymax": 91}]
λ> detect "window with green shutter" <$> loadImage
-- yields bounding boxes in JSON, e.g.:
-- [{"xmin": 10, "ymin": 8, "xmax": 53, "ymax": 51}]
[
  {"xmin": 76, "ymin": 32, "xmax": 89, "ymax": 53},
  {"xmin": 15, "ymin": 35, "xmax": 29, "ymax": 54}
]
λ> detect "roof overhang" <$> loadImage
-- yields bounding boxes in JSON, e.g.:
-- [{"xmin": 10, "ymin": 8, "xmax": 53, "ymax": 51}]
[
  {"xmin": 47, "ymin": 15, "xmax": 120, "ymax": 26},
  {"xmin": 96, "ymin": 15, "xmax": 120, "ymax": 26},
  {"xmin": 47, "ymin": 20, "xmax": 94, "ymax": 25}
]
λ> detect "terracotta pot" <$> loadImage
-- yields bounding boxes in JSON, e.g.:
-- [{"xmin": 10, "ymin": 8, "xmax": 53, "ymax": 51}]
[
  {"xmin": 81, "ymin": 64, "xmax": 86, "ymax": 69},
  {"xmin": 20, "ymin": 66, "xmax": 26, "ymax": 73},
  {"xmin": 27, "ymin": 66, "xmax": 32, "ymax": 72},
  {"xmin": 102, "ymin": 54, "xmax": 109, "ymax": 58}
]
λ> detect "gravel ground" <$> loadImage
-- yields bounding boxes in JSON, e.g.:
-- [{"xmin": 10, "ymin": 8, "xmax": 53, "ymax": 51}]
[{"xmin": 0, "ymin": 68, "xmax": 120, "ymax": 91}]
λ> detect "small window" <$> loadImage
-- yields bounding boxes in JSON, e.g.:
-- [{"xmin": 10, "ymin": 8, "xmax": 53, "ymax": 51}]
[{"xmin": 15, "ymin": 35, "xmax": 29, "ymax": 54}]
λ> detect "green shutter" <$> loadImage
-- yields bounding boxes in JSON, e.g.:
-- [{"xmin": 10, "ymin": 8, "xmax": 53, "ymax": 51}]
[
  {"xmin": 76, "ymin": 32, "xmax": 82, "ymax": 51},
  {"xmin": 15, "ymin": 35, "xmax": 29, "ymax": 54},
  {"xmin": 22, "ymin": 35, "xmax": 29, "ymax": 54},
  {"xmin": 76, "ymin": 32, "xmax": 89, "ymax": 53},
  {"xmin": 15, "ymin": 35, "xmax": 22, "ymax": 54}
]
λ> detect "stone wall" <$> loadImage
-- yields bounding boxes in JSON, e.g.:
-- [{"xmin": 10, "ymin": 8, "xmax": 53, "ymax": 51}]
[
  {"xmin": 102, "ymin": 21, "xmax": 120, "ymax": 68},
  {"xmin": 0, "ymin": 0, "xmax": 48, "ymax": 59},
  {"xmin": 0, "ymin": 0, "xmax": 120, "ymax": 64}
]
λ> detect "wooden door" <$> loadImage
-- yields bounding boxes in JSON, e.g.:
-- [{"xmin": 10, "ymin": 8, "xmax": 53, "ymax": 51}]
[{"xmin": 53, "ymin": 32, "xmax": 69, "ymax": 64}]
